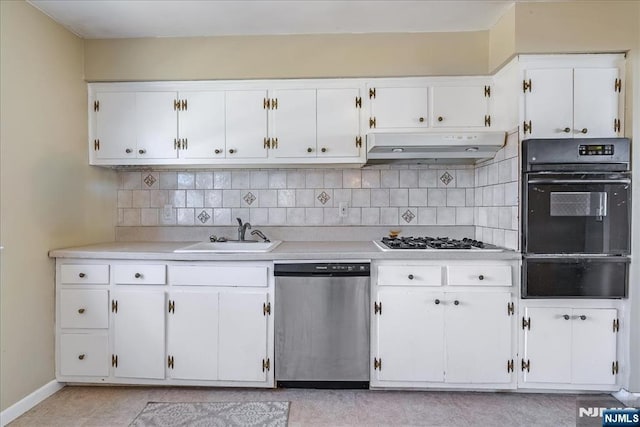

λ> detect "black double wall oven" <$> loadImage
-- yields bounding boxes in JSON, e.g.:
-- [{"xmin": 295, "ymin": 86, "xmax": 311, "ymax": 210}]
[{"xmin": 522, "ymin": 138, "xmax": 631, "ymax": 298}]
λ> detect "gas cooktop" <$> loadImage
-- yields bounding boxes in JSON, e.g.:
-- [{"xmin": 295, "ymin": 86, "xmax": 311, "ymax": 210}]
[{"xmin": 374, "ymin": 236, "xmax": 503, "ymax": 251}]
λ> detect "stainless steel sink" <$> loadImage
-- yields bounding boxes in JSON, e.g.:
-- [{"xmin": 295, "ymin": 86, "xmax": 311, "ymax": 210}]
[{"xmin": 174, "ymin": 240, "xmax": 282, "ymax": 253}]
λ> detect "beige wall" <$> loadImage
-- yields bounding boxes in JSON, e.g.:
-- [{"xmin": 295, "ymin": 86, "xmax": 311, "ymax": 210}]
[
  {"xmin": 488, "ymin": 4, "xmax": 516, "ymax": 72},
  {"xmin": 514, "ymin": 1, "xmax": 638, "ymax": 54},
  {"xmin": 84, "ymin": 31, "xmax": 489, "ymax": 81},
  {"xmin": 0, "ymin": 1, "xmax": 117, "ymax": 411}
]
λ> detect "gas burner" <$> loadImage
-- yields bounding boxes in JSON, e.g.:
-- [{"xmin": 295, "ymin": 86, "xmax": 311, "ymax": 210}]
[{"xmin": 378, "ymin": 236, "xmax": 493, "ymax": 250}]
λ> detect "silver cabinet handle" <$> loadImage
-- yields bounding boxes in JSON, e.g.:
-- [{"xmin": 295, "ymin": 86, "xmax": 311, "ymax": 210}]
[
  {"xmin": 134, "ymin": 273, "xmax": 143, "ymax": 279},
  {"xmin": 563, "ymin": 314, "xmax": 570, "ymax": 320}
]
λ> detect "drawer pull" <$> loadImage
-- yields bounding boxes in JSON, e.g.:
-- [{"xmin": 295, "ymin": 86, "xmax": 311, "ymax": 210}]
[
  {"xmin": 579, "ymin": 315, "xmax": 587, "ymax": 320},
  {"xmin": 78, "ymin": 354, "xmax": 85, "ymax": 360},
  {"xmin": 408, "ymin": 274, "xmax": 414, "ymax": 280},
  {"xmin": 434, "ymin": 299, "xmax": 440, "ymax": 305},
  {"xmin": 134, "ymin": 273, "xmax": 143, "ymax": 279},
  {"xmin": 78, "ymin": 308, "xmax": 86, "ymax": 314},
  {"xmin": 454, "ymin": 300, "xmax": 460, "ymax": 306},
  {"xmin": 78, "ymin": 273, "xmax": 86, "ymax": 278},
  {"xmin": 478, "ymin": 275, "xmax": 484, "ymax": 281},
  {"xmin": 563, "ymin": 314, "xmax": 570, "ymax": 320}
]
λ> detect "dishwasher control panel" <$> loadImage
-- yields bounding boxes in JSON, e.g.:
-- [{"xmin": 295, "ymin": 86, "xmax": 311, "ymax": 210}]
[{"xmin": 274, "ymin": 262, "xmax": 370, "ymax": 276}]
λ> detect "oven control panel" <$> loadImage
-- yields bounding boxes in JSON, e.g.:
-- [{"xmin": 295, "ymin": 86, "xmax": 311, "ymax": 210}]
[{"xmin": 579, "ymin": 144, "xmax": 614, "ymax": 156}]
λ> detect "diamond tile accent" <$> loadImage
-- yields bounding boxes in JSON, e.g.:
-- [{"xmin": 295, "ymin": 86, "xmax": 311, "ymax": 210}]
[
  {"xmin": 440, "ymin": 171, "xmax": 454, "ymax": 186},
  {"xmin": 317, "ymin": 191, "xmax": 331, "ymax": 205},
  {"xmin": 143, "ymin": 174, "xmax": 157, "ymax": 187},
  {"xmin": 401, "ymin": 209, "xmax": 416, "ymax": 223},
  {"xmin": 197, "ymin": 210, "xmax": 211, "ymax": 224},
  {"xmin": 243, "ymin": 192, "xmax": 256, "ymax": 205}
]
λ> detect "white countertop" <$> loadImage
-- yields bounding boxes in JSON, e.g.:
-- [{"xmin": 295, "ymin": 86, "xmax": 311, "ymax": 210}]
[{"xmin": 49, "ymin": 241, "xmax": 520, "ymax": 261}]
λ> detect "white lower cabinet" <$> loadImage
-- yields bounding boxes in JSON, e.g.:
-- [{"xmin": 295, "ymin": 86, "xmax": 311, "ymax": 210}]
[
  {"xmin": 520, "ymin": 305, "xmax": 619, "ymax": 389},
  {"xmin": 375, "ymin": 289, "xmax": 444, "ymax": 382},
  {"xmin": 167, "ymin": 291, "xmax": 219, "ymax": 380},
  {"xmin": 218, "ymin": 292, "xmax": 269, "ymax": 382},
  {"xmin": 166, "ymin": 290, "xmax": 269, "ymax": 383},
  {"xmin": 371, "ymin": 260, "xmax": 517, "ymax": 389},
  {"xmin": 56, "ymin": 260, "xmax": 274, "ymax": 387},
  {"xmin": 112, "ymin": 289, "xmax": 166, "ymax": 380}
]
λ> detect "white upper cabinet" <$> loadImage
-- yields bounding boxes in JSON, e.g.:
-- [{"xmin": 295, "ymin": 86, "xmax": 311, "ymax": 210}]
[
  {"xmin": 431, "ymin": 86, "xmax": 490, "ymax": 128},
  {"xmin": 135, "ymin": 92, "xmax": 179, "ymax": 159},
  {"xmin": 573, "ymin": 68, "xmax": 620, "ymax": 138},
  {"xmin": 317, "ymin": 88, "xmax": 362, "ymax": 158},
  {"xmin": 93, "ymin": 92, "xmax": 137, "ymax": 160},
  {"xmin": 521, "ymin": 54, "xmax": 624, "ymax": 139},
  {"xmin": 369, "ymin": 86, "xmax": 429, "ymax": 129},
  {"xmin": 225, "ymin": 90, "xmax": 269, "ymax": 159},
  {"xmin": 90, "ymin": 81, "xmax": 366, "ymax": 166},
  {"xmin": 178, "ymin": 91, "xmax": 226, "ymax": 159},
  {"xmin": 269, "ymin": 89, "xmax": 317, "ymax": 158}
]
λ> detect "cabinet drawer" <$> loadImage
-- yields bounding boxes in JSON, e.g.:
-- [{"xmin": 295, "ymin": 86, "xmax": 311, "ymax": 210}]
[
  {"xmin": 60, "ymin": 289, "xmax": 109, "ymax": 329},
  {"xmin": 60, "ymin": 264, "xmax": 109, "ymax": 284},
  {"xmin": 113, "ymin": 264, "xmax": 166, "ymax": 285},
  {"xmin": 60, "ymin": 333, "xmax": 109, "ymax": 377},
  {"xmin": 170, "ymin": 265, "xmax": 268, "ymax": 287},
  {"xmin": 446, "ymin": 265, "xmax": 512, "ymax": 286},
  {"xmin": 378, "ymin": 265, "xmax": 442, "ymax": 286}
]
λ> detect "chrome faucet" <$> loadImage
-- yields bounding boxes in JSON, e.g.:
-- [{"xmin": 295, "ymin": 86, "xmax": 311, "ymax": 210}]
[{"xmin": 236, "ymin": 218, "xmax": 251, "ymax": 241}]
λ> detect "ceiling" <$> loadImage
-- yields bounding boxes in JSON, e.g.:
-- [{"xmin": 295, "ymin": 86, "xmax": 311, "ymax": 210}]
[{"xmin": 27, "ymin": 0, "xmax": 522, "ymax": 39}]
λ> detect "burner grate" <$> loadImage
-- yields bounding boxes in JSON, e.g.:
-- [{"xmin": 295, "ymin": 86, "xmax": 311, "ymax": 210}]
[{"xmin": 380, "ymin": 236, "xmax": 487, "ymax": 250}]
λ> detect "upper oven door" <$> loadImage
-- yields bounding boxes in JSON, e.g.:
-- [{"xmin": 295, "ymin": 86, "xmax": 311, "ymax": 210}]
[{"xmin": 523, "ymin": 172, "xmax": 631, "ymax": 255}]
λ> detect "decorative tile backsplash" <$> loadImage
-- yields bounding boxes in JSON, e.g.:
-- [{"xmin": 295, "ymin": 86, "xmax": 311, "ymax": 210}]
[
  {"xmin": 118, "ymin": 166, "xmax": 476, "ymax": 228},
  {"xmin": 117, "ymin": 131, "xmax": 521, "ymax": 250},
  {"xmin": 474, "ymin": 131, "xmax": 520, "ymax": 250}
]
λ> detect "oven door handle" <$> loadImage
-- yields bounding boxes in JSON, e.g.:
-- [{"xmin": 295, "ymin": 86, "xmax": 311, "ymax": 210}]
[{"xmin": 527, "ymin": 179, "xmax": 631, "ymax": 185}]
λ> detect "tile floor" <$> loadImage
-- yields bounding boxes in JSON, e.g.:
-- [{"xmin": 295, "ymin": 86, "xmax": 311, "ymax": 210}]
[{"xmin": 8, "ymin": 386, "xmax": 620, "ymax": 426}]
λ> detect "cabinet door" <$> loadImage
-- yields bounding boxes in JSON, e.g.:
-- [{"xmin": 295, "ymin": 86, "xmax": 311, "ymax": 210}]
[
  {"xmin": 572, "ymin": 308, "xmax": 617, "ymax": 385},
  {"xmin": 317, "ymin": 88, "xmax": 361, "ymax": 158},
  {"xmin": 574, "ymin": 68, "xmax": 620, "ymax": 138},
  {"xmin": 270, "ymin": 89, "xmax": 317, "ymax": 158},
  {"xmin": 375, "ymin": 289, "xmax": 444, "ymax": 382},
  {"xmin": 218, "ymin": 292, "xmax": 268, "ymax": 382},
  {"xmin": 167, "ymin": 291, "xmax": 219, "ymax": 380},
  {"xmin": 94, "ymin": 92, "xmax": 137, "ymax": 160},
  {"xmin": 178, "ymin": 91, "xmax": 226, "ymax": 159},
  {"xmin": 432, "ymin": 86, "xmax": 488, "ymax": 128},
  {"xmin": 522, "ymin": 307, "xmax": 572, "ymax": 383},
  {"xmin": 135, "ymin": 92, "xmax": 178, "ymax": 159},
  {"xmin": 445, "ymin": 292, "xmax": 512, "ymax": 383},
  {"xmin": 112, "ymin": 290, "xmax": 165, "ymax": 379},
  {"xmin": 370, "ymin": 87, "xmax": 429, "ymax": 129},
  {"xmin": 225, "ymin": 90, "xmax": 268, "ymax": 159},
  {"xmin": 523, "ymin": 69, "xmax": 573, "ymax": 139}
]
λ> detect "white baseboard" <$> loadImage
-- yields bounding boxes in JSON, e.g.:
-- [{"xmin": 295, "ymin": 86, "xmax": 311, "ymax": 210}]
[
  {"xmin": 613, "ymin": 389, "xmax": 640, "ymax": 407},
  {"xmin": 0, "ymin": 381, "xmax": 65, "ymax": 426}
]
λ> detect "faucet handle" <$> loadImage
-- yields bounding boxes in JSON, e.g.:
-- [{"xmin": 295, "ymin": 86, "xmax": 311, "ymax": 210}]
[
  {"xmin": 236, "ymin": 217, "xmax": 243, "ymax": 226},
  {"xmin": 251, "ymin": 229, "xmax": 270, "ymax": 242}
]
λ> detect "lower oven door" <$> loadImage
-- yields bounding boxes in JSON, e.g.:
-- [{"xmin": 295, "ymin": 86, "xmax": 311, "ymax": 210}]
[
  {"xmin": 523, "ymin": 256, "xmax": 629, "ymax": 298},
  {"xmin": 523, "ymin": 172, "xmax": 631, "ymax": 255}
]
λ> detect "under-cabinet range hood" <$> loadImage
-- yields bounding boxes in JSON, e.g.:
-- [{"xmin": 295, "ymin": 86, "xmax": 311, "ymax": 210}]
[{"xmin": 365, "ymin": 131, "xmax": 506, "ymax": 165}]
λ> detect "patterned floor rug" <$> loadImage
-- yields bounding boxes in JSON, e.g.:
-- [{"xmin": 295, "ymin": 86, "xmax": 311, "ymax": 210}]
[{"xmin": 130, "ymin": 401, "xmax": 290, "ymax": 427}]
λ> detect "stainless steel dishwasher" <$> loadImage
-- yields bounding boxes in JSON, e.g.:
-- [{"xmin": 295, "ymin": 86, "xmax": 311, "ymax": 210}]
[{"xmin": 274, "ymin": 262, "xmax": 370, "ymax": 389}]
